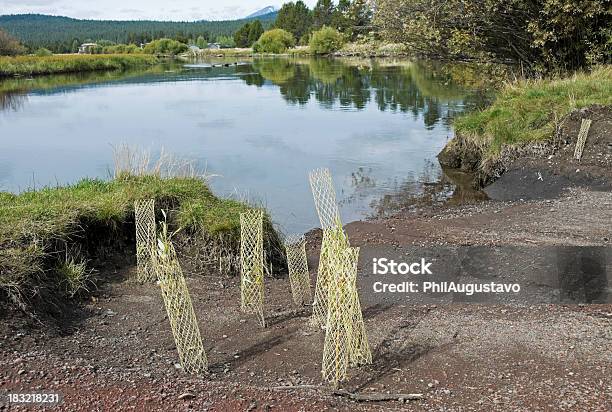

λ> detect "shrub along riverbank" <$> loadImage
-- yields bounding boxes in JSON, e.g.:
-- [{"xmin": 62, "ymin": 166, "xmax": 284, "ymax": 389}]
[
  {"xmin": 438, "ymin": 65, "xmax": 612, "ymax": 180},
  {"xmin": 0, "ymin": 54, "xmax": 158, "ymax": 77},
  {"xmin": 0, "ymin": 174, "xmax": 283, "ymax": 315}
]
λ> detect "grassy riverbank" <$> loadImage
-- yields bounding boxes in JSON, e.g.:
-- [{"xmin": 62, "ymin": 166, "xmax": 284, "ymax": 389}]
[
  {"xmin": 0, "ymin": 54, "xmax": 158, "ymax": 77},
  {"xmin": 440, "ymin": 65, "xmax": 612, "ymax": 175},
  {"xmin": 191, "ymin": 46, "xmax": 311, "ymax": 58},
  {"xmin": 189, "ymin": 41, "xmax": 409, "ymax": 58},
  {"xmin": 0, "ymin": 174, "xmax": 280, "ymax": 312}
]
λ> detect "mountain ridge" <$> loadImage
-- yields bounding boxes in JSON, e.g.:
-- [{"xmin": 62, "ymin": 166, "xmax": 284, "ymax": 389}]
[{"xmin": 245, "ymin": 6, "xmax": 278, "ymax": 19}]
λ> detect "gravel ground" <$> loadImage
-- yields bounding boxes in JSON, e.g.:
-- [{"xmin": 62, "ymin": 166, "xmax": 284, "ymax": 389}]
[{"xmin": 1, "ymin": 266, "xmax": 610, "ymax": 411}]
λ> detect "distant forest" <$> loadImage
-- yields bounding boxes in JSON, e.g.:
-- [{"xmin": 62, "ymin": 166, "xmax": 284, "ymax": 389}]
[{"xmin": 0, "ymin": 13, "xmax": 277, "ymax": 52}]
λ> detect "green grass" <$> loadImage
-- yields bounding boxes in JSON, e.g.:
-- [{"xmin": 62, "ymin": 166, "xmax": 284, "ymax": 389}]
[
  {"xmin": 454, "ymin": 65, "xmax": 612, "ymax": 164},
  {"xmin": 0, "ymin": 175, "xmax": 254, "ymax": 308},
  {"xmin": 0, "ymin": 54, "xmax": 158, "ymax": 77},
  {"xmin": 191, "ymin": 46, "xmax": 312, "ymax": 58}
]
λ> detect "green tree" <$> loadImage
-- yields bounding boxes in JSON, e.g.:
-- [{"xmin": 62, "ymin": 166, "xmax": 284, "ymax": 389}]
[
  {"xmin": 253, "ymin": 29, "xmax": 296, "ymax": 53},
  {"xmin": 374, "ymin": 0, "xmax": 612, "ymax": 71},
  {"xmin": 143, "ymin": 38, "xmax": 188, "ymax": 55},
  {"xmin": 346, "ymin": 0, "xmax": 372, "ymax": 39},
  {"xmin": 71, "ymin": 39, "xmax": 80, "ymax": 53},
  {"xmin": 248, "ymin": 20, "xmax": 264, "ymax": 46},
  {"xmin": 331, "ymin": 0, "xmax": 351, "ymax": 32},
  {"xmin": 216, "ymin": 35, "xmax": 236, "ymax": 48},
  {"xmin": 234, "ymin": 22, "xmax": 251, "ymax": 47},
  {"xmin": 310, "ymin": 26, "xmax": 345, "ymax": 54},
  {"xmin": 274, "ymin": 1, "xmax": 313, "ymax": 40},
  {"xmin": 0, "ymin": 28, "xmax": 26, "ymax": 56},
  {"xmin": 526, "ymin": 0, "xmax": 611, "ymax": 69},
  {"xmin": 313, "ymin": 0, "xmax": 335, "ymax": 29},
  {"xmin": 0, "ymin": 14, "xmax": 275, "ymax": 52},
  {"xmin": 34, "ymin": 47, "xmax": 53, "ymax": 56},
  {"xmin": 96, "ymin": 39, "xmax": 116, "ymax": 47},
  {"xmin": 196, "ymin": 35, "xmax": 207, "ymax": 49}
]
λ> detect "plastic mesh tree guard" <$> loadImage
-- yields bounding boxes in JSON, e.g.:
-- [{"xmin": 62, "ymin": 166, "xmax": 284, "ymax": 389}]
[
  {"xmin": 309, "ymin": 168, "xmax": 345, "ymax": 326},
  {"xmin": 321, "ymin": 241, "xmax": 372, "ymax": 386},
  {"xmin": 134, "ymin": 199, "xmax": 156, "ymax": 282},
  {"xmin": 574, "ymin": 118, "xmax": 592, "ymax": 160},
  {"xmin": 321, "ymin": 240, "xmax": 358, "ymax": 386},
  {"xmin": 153, "ymin": 221, "xmax": 208, "ymax": 374},
  {"xmin": 347, "ymin": 262, "xmax": 372, "ymax": 368},
  {"xmin": 309, "ymin": 168, "xmax": 342, "ymax": 231},
  {"xmin": 240, "ymin": 210, "xmax": 266, "ymax": 327},
  {"xmin": 284, "ymin": 234, "xmax": 312, "ymax": 306}
]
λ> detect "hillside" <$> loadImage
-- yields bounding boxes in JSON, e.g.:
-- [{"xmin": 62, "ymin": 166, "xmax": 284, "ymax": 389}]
[{"xmin": 0, "ymin": 13, "xmax": 277, "ymax": 52}]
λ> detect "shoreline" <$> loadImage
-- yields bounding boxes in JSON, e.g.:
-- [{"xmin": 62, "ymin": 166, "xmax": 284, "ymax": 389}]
[{"xmin": 0, "ymin": 54, "xmax": 159, "ymax": 78}]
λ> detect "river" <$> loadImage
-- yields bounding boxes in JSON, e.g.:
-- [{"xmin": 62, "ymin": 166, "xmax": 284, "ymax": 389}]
[{"xmin": 0, "ymin": 57, "xmax": 492, "ymax": 233}]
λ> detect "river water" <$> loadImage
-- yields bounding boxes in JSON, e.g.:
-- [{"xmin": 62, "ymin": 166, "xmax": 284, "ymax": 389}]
[{"xmin": 0, "ymin": 58, "xmax": 492, "ymax": 233}]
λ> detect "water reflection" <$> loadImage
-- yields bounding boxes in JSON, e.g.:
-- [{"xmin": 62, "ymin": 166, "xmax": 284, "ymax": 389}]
[
  {"xmin": 235, "ymin": 58, "xmax": 492, "ymax": 129},
  {"xmin": 353, "ymin": 161, "xmax": 488, "ymax": 219},
  {"xmin": 1, "ymin": 58, "xmax": 494, "ymax": 125},
  {"xmin": 0, "ymin": 92, "xmax": 27, "ymax": 111},
  {"xmin": 0, "ymin": 57, "xmax": 498, "ymax": 231}
]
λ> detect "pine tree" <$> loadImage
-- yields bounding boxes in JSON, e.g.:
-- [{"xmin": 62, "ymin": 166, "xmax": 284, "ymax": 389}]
[
  {"xmin": 274, "ymin": 1, "xmax": 313, "ymax": 41},
  {"xmin": 196, "ymin": 35, "xmax": 207, "ymax": 49},
  {"xmin": 247, "ymin": 20, "xmax": 264, "ymax": 46},
  {"xmin": 332, "ymin": 0, "xmax": 351, "ymax": 32},
  {"xmin": 71, "ymin": 39, "xmax": 80, "ymax": 53},
  {"xmin": 234, "ymin": 22, "xmax": 251, "ymax": 48},
  {"xmin": 347, "ymin": 0, "xmax": 372, "ymax": 39},
  {"xmin": 313, "ymin": 0, "xmax": 335, "ymax": 29}
]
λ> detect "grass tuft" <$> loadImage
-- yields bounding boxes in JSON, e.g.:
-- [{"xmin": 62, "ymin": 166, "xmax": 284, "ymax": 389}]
[{"xmin": 57, "ymin": 253, "xmax": 93, "ymax": 297}]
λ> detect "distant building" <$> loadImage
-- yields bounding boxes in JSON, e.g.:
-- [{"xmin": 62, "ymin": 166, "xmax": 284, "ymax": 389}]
[
  {"xmin": 207, "ymin": 43, "xmax": 221, "ymax": 50},
  {"xmin": 78, "ymin": 43, "xmax": 98, "ymax": 54}
]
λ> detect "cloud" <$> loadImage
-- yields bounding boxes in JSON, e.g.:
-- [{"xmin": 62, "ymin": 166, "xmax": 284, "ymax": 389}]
[
  {"xmin": 120, "ymin": 8, "xmax": 143, "ymax": 14},
  {"xmin": 0, "ymin": 0, "xmax": 295, "ymax": 20}
]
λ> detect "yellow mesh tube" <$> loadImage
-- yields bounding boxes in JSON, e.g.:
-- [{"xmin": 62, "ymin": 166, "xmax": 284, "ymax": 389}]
[
  {"xmin": 240, "ymin": 210, "xmax": 266, "ymax": 327},
  {"xmin": 321, "ymin": 236, "xmax": 356, "ymax": 386},
  {"xmin": 134, "ymin": 199, "xmax": 156, "ymax": 282},
  {"xmin": 153, "ymin": 222, "xmax": 208, "ymax": 374},
  {"xmin": 284, "ymin": 234, "xmax": 312, "ymax": 306},
  {"xmin": 309, "ymin": 168, "xmax": 345, "ymax": 326}
]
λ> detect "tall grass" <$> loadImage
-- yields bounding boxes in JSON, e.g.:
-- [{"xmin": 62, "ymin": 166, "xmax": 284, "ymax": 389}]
[
  {"xmin": 0, "ymin": 54, "xmax": 158, "ymax": 77},
  {"xmin": 111, "ymin": 144, "xmax": 208, "ymax": 180}
]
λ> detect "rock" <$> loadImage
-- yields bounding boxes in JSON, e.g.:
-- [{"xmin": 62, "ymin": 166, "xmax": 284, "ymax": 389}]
[
  {"xmin": 178, "ymin": 392, "xmax": 195, "ymax": 400},
  {"xmin": 104, "ymin": 309, "xmax": 116, "ymax": 317}
]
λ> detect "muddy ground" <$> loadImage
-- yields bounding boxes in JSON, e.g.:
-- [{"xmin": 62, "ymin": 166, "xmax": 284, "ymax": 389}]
[
  {"xmin": 1, "ymin": 106, "xmax": 611, "ymax": 411},
  {"xmin": 1, "ymin": 259, "xmax": 610, "ymax": 411},
  {"xmin": 2, "ymin": 197, "xmax": 611, "ymax": 411}
]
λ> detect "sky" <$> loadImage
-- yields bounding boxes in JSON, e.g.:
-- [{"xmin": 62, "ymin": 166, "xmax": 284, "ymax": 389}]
[{"xmin": 0, "ymin": 0, "xmax": 319, "ymax": 21}]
